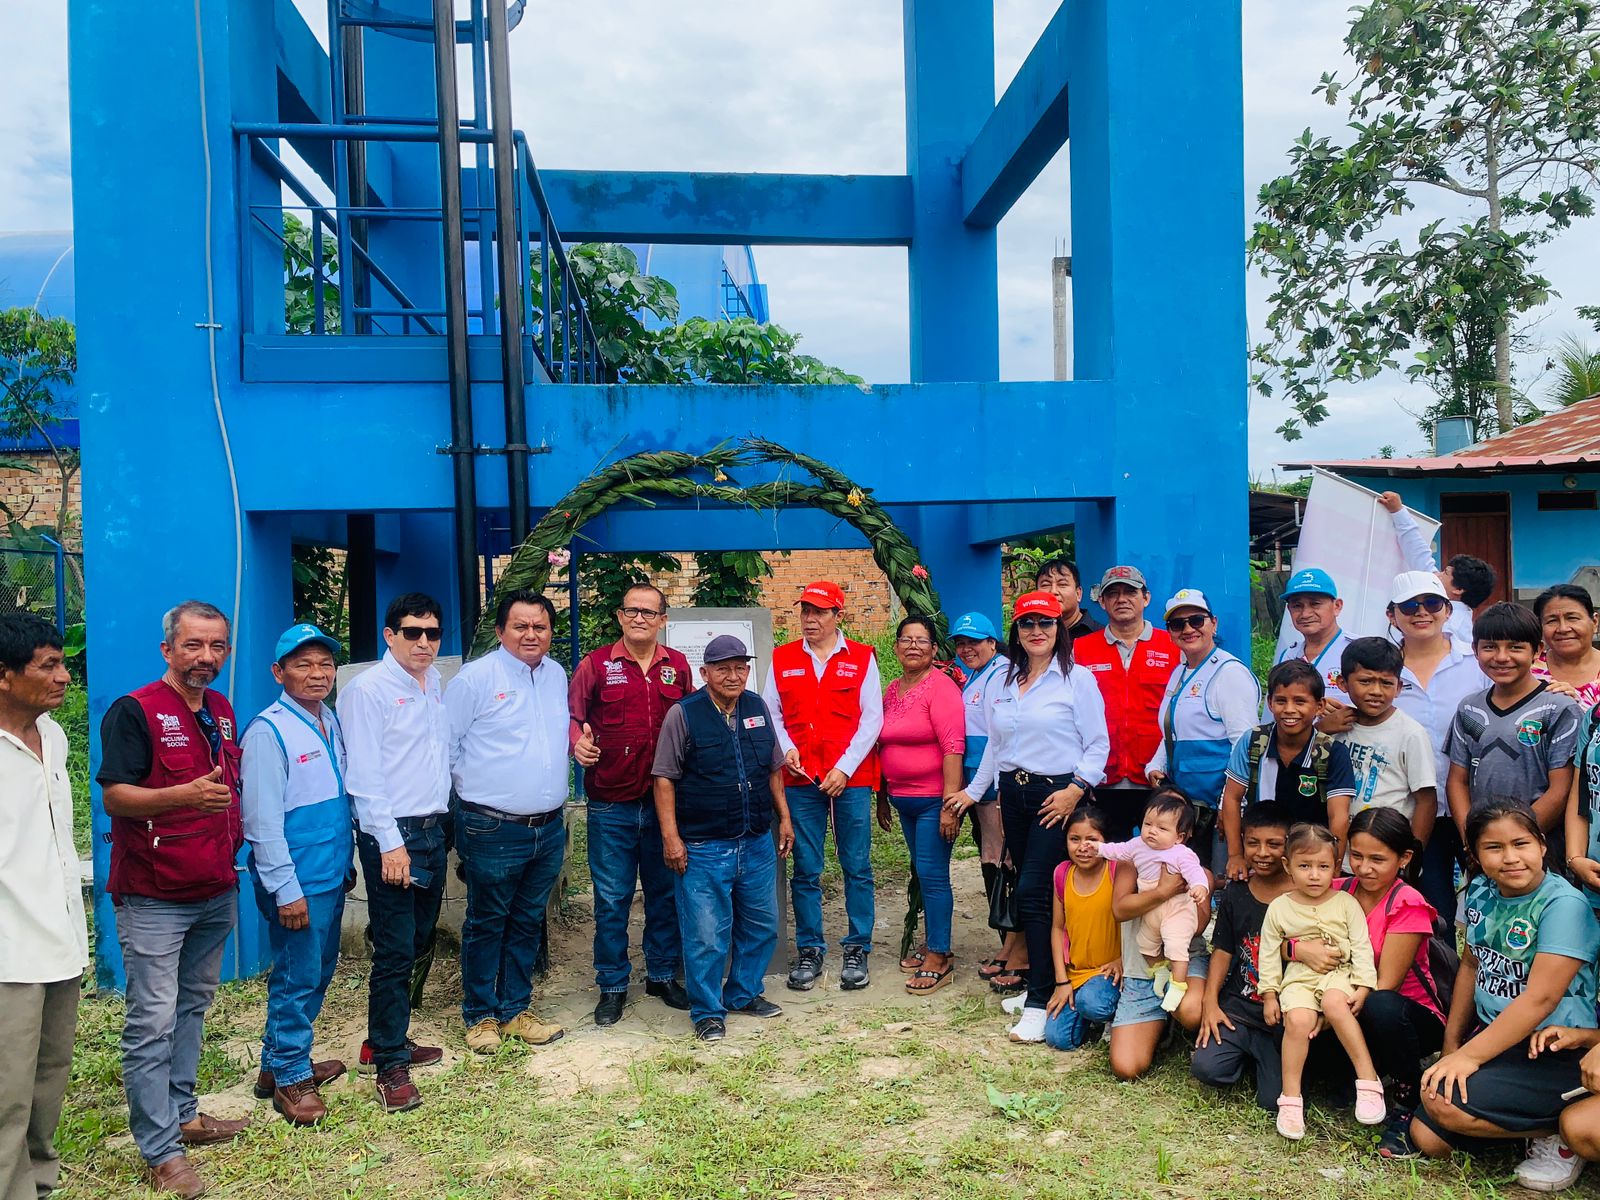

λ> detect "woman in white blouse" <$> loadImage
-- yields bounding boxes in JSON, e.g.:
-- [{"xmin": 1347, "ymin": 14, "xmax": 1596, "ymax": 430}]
[{"xmin": 946, "ymin": 590, "xmax": 1110, "ymax": 1044}]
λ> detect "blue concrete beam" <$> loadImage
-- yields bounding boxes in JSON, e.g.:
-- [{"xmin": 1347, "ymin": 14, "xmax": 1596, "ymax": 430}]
[
  {"xmin": 960, "ymin": 1, "xmax": 1071, "ymax": 228},
  {"xmin": 539, "ymin": 171, "xmax": 914, "ymax": 246}
]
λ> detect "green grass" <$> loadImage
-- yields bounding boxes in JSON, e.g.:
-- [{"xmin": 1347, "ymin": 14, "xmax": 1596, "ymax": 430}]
[{"xmin": 61, "ymin": 682, "xmax": 91, "ymax": 856}]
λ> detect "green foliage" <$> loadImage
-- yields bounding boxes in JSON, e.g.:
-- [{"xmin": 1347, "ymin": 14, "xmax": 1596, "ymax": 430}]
[
  {"xmin": 1250, "ymin": 0, "xmax": 1600, "ymax": 438},
  {"xmin": 1001, "ymin": 531, "xmax": 1076, "ymax": 598},
  {"xmin": 1546, "ymin": 332, "xmax": 1600, "ymax": 406},
  {"xmin": 690, "ymin": 550, "xmax": 779, "ymax": 608},
  {"xmin": 529, "ymin": 242, "xmax": 679, "ymax": 383},
  {"xmin": 61, "ymin": 682, "xmax": 90, "ymax": 856},
  {"xmin": 290, "ymin": 543, "xmax": 349, "ymax": 657},
  {"xmin": 0, "ymin": 307, "xmax": 78, "ymax": 534},
  {"xmin": 282, "ymin": 213, "xmax": 340, "ymax": 335},
  {"xmin": 578, "ymin": 552, "xmax": 682, "ymax": 625},
  {"xmin": 667, "ymin": 316, "xmax": 865, "ymax": 386},
  {"xmin": 984, "ymin": 1083, "xmax": 1064, "ymax": 1126}
]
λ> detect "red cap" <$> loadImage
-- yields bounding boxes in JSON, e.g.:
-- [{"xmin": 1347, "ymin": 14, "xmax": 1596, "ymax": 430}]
[
  {"xmin": 797, "ymin": 580, "xmax": 846, "ymax": 610},
  {"xmin": 1013, "ymin": 590, "xmax": 1063, "ymax": 620}
]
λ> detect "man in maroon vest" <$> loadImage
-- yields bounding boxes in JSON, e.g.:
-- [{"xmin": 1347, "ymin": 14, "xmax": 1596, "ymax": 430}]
[
  {"xmin": 569, "ymin": 583, "xmax": 693, "ymax": 1027},
  {"xmin": 97, "ymin": 600, "xmax": 247, "ymax": 1197},
  {"xmin": 761, "ymin": 581, "xmax": 883, "ymax": 992}
]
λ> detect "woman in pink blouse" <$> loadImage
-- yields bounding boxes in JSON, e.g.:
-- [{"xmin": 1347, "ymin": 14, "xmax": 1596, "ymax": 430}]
[
  {"xmin": 876, "ymin": 614, "xmax": 966, "ymax": 994},
  {"xmin": 1534, "ymin": 585, "xmax": 1600, "ymax": 711}
]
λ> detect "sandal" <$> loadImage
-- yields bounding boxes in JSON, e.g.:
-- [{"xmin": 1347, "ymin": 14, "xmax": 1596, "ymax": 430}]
[
  {"xmin": 976, "ymin": 957, "xmax": 1009, "ymax": 980},
  {"xmin": 905, "ymin": 962, "xmax": 955, "ymax": 994},
  {"xmin": 1276, "ymin": 1094, "xmax": 1305, "ymax": 1141},
  {"xmin": 989, "ymin": 969, "xmax": 1027, "ymax": 994},
  {"xmin": 900, "ymin": 949, "xmax": 927, "ymax": 973}
]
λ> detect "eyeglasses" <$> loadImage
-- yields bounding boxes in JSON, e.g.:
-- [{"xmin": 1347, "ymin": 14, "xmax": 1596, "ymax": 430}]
[
  {"xmin": 896, "ymin": 637, "xmax": 934, "ymax": 648},
  {"xmin": 618, "ymin": 607, "xmax": 665, "ymax": 620},
  {"xmin": 1166, "ymin": 614, "xmax": 1210, "ymax": 632},
  {"xmin": 396, "ymin": 625, "xmax": 442, "ymax": 642},
  {"xmin": 1395, "ymin": 596, "xmax": 1447, "ymax": 616},
  {"xmin": 1016, "ymin": 617, "xmax": 1058, "ymax": 631}
]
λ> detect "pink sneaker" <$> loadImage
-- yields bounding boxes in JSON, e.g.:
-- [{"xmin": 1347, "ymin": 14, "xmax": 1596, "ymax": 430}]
[
  {"xmin": 1354, "ymin": 1079, "xmax": 1386, "ymax": 1126},
  {"xmin": 1276, "ymin": 1094, "xmax": 1305, "ymax": 1140}
]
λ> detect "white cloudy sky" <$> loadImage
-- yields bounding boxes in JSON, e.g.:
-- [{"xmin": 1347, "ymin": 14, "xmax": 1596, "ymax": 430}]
[{"xmin": 4, "ymin": 1, "xmax": 1599, "ymax": 475}]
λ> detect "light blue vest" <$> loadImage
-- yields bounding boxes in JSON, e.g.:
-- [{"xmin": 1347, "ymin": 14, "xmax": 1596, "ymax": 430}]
[
  {"xmin": 961, "ymin": 654, "xmax": 1009, "ymax": 778},
  {"xmin": 247, "ymin": 699, "xmax": 352, "ymax": 896},
  {"xmin": 1160, "ymin": 649, "xmax": 1257, "ymax": 809}
]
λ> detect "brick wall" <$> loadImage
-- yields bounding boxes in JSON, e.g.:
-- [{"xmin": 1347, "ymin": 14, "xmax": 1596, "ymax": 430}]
[{"xmin": 0, "ymin": 452, "xmax": 79, "ymax": 547}]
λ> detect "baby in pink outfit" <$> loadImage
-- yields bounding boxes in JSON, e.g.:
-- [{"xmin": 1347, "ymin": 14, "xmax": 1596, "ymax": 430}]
[{"xmin": 1092, "ymin": 792, "xmax": 1209, "ymax": 1012}]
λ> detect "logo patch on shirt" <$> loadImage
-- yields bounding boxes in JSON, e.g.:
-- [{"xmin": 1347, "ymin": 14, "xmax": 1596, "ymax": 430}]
[
  {"xmin": 159, "ymin": 713, "xmax": 182, "ymax": 733},
  {"xmin": 394, "ymin": 696, "xmax": 414, "ymax": 706},
  {"xmin": 1188, "ymin": 684, "xmax": 1201, "ymax": 697},
  {"xmin": 295, "ymin": 749, "xmax": 324, "ymax": 765},
  {"xmin": 1327, "ymin": 670, "xmax": 1343, "ymax": 690},
  {"xmin": 782, "ymin": 668, "xmax": 808, "ymax": 678},
  {"xmin": 219, "ymin": 716, "xmax": 234, "ymax": 739},
  {"xmin": 1516, "ymin": 718, "xmax": 1545, "ymax": 746},
  {"xmin": 1084, "ymin": 662, "xmax": 1110, "ymax": 672},
  {"xmin": 604, "ymin": 662, "xmax": 628, "ymax": 680},
  {"xmin": 1298, "ymin": 775, "xmax": 1318, "ymax": 796},
  {"xmin": 1147, "ymin": 652, "xmax": 1171, "ymax": 665},
  {"xmin": 493, "ymin": 690, "xmax": 517, "ymax": 702},
  {"xmin": 742, "ymin": 715, "xmax": 767, "ymax": 729},
  {"xmin": 659, "ymin": 666, "xmax": 677, "ymax": 685},
  {"xmin": 1506, "ymin": 917, "xmax": 1535, "ymax": 952}
]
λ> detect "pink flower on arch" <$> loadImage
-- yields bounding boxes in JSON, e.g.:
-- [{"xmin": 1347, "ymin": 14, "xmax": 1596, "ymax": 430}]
[
  {"xmin": 547, "ymin": 548, "xmax": 572, "ymax": 569},
  {"xmin": 911, "ymin": 564, "xmax": 929, "ymax": 580}
]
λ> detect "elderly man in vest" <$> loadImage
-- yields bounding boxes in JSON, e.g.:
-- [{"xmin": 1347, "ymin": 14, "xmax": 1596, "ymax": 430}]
[
  {"xmin": 446, "ymin": 588, "xmax": 567, "ymax": 1054},
  {"xmin": 761, "ymin": 580, "xmax": 883, "ymax": 992},
  {"xmin": 1073, "ymin": 566, "xmax": 1180, "ymax": 840},
  {"xmin": 241, "ymin": 623, "xmax": 352, "ymax": 1127},
  {"xmin": 0, "ymin": 614, "xmax": 84, "ymax": 1200},
  {"xmin": 653, "ymin": 635, "xmax": 794, "ymax": 1041},
  {"xmin": 97, "ymin": 600, "xmax": 247, "ymax": 1197},
  {"xmin": 570, "ymin": 584, "xmax": 693, "ymax": 1027}
]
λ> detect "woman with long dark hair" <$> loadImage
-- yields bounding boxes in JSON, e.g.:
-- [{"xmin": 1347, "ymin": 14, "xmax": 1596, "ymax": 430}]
[{"xmin": 945, "ymin": 591, "xmax": 1109, "ymax": 1043}]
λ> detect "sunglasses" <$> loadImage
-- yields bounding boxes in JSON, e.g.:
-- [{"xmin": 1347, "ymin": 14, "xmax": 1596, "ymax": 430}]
[
  {"xmin": 1395, "ymin": 596, "xmax": 1447, "ymax": 616},
  {"xmin": 1166, "ymin": 614, "xmax": 1210, "ymax": 632},
  {"xmin": 1016, "ymin": 617, "xmax": 1058, "ymax": 631},
  {"xmin": 396, "ymin": 625, "xmax": 442, "ymax": 642}
]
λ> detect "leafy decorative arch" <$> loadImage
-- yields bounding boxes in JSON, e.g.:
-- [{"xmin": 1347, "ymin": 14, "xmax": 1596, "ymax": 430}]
[{"xmin": 470, "ymin": 437, "xmax": 946, "ymax": 655}]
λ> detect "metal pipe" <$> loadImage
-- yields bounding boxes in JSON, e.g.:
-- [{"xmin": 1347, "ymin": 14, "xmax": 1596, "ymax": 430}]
[
  {"xmin": 433, "ymin": 0, "xmax": 480, "ymax": 648},
  {"xmin": 233, "ymin": 121, "xmax": 496, "ymax": 143},
  {"xmin": 343, "ymin": 20, "xmax": 371, "ymax": 335},
  {"xmin": 486, "ymin": 0, "xmax": 530, "ymax": 546}
]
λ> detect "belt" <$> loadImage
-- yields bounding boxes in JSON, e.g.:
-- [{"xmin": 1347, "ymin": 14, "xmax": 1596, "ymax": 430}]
[
  {"xmin": 395, "ymin": 814, "xmax": 444, "ymax": 830},
  {"xmin": 1001, "ymin": 769, "xmax": 1077, "ymax": 788},
  {"xmin": 461, "ymin": 801, "xmax": 563, "ymax": 828}
]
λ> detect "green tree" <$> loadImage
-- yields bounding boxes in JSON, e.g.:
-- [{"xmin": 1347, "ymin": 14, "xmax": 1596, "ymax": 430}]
[
  {"xmin": 1251, "ymin": 0, "xmax": 1600, "ymax": 439},
  {"xmin": 282, "ymin": 213, "xmax": 340, "ymax": 335},
  {"xmin": 0, "ymin": 308, "xmax": 78, "ymax": 538},
  {"xmin": 1545, "ymin": 332, "xmax": 1600, "ymax": 405}
]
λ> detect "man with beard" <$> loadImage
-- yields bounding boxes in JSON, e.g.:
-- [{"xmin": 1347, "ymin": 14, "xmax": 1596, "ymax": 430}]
[{"xmin": 98, "ymin": 601, "xmax": 248, "ymax": 1197}]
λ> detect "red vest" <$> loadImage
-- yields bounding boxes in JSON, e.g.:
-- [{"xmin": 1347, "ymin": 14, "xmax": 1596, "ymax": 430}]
[
  {"xmin": 107, "ymin": 681, "xmax": 243, "ymax": 902},
  {"xmin": 1073, "ymin": 628, "xmax": 1179, "ymax": 787},
  {"xmin": 772, "ymin": 638, "xmax": 881, "ymax": 789},
  {"xmin": 576, "ymin": 642, "xmax": 692, "ymax": 803}
]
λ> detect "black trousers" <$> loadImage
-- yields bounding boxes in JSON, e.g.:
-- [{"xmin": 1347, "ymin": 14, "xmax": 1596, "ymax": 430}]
[
  {"xmin": 999, "ymin": 773, "xmax": 1071, "ymax": 1009},
  {"xmin": 1357, "ymin": 988, "xmax": 1444, "ymax": 1095},
  {"xmin": 1091, "ymin": 786, "xmax": 1151, "ymax": 842},
  {"xmin": 358, "ymin": 817, "xmax": 447, "ymax": 1073}
]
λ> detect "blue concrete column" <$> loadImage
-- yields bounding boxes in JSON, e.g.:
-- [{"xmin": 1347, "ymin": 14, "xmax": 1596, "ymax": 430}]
[
  {"xmin": 903, "ymin": 0, "xmax": 999, "ymax": 384},
  {"xmin": 1066, "ymin": 0, "xmax": 1249, "ymax": 649},
  {"xmin": 374, "ymin": 512, "xmax": 465, "ymax": 656},
  {"xmin": 907, "ymin": 506, "xmax": 1003, "ymax": 630}
]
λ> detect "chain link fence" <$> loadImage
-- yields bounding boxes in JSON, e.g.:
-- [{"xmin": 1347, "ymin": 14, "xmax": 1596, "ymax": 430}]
[{"xmin": 0, "ymin": 547, "xmax": 85, "ymax": 632}]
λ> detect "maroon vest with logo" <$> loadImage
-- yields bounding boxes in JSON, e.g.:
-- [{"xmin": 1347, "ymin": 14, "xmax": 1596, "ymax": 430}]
[
  {"xmin": 579, "ymin": 643, "xmax": 692, "ymax": 803},
  {"xmin": 107, "ymin": 681, "xmax": 243, "ymax": 902}
]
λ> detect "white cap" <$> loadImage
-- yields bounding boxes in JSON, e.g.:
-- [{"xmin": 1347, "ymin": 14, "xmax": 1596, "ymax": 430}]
[
  {"xmin": 1390, "ymin": 570, "xmax": 1448, "ymax": 605},
  {"xmin": 1162, "ymin": 588, "xmax": 1212, "ymax": 618}
]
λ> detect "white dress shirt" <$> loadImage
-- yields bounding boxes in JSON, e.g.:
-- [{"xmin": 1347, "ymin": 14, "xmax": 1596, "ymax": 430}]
[
  {"xmin": 1392, "ymin": 507, "xmax": 1476, "ymax": 644},
  {"xmin": 1395, "ymin": 634, "xmax": 1491, "ymax": 815},
  {"xmin": 446, "ymin": 646, "xmax": 569, "ymax": 815},
  {"xmin": 341, "ymin": 650, "xmax": 451, "ymax": 852},
  {"xmin": 761, "ymin": 632, "xmax": 884, "ymax": 777},
  {"xmin": 964, "ymin": 659, "xmax": 1111, "ymax": 800},
  {"xmin": 0, "ymin": 713, "xmax": 88, "ymax": 983}
]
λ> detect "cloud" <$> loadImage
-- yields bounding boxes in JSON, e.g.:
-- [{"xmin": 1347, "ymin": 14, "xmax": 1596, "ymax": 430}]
[{"xmin": 0, "ymin": 4, "xmax": 71, "ymax": 230}]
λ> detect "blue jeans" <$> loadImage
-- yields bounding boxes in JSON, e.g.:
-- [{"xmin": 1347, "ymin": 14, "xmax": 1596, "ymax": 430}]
[
  {"xmin": 251, "ymin": 882, "xmax": 344, "ymax": 1088},
  {"xmin": 587, "ymin": 799, "xmax": 681, "ymax": 992},
  {"xmin": 891, "ymin": 793, "xmax": 953, "ymax": 954},
  {"xmin": 674, "ymin": 833, "xmax": 780, "ymax": 1024},
  {"xmin": 357, "ymin": 816, "xmax": 447, "ymax": 1072},
  {"xmin": 788, "ymin": 783, "xmax": 875, "ymax": 954},
  {"xmin": 1044, "ymin": 974, "xmax": 1120, "ymax": 1050},
  {"xmin": 457, "ymin": 810, "xmax": 567, "ymax": 1026},
  {"xmin": 113, "ymin": 890, "xmax": 237, "ymax": 1166}
]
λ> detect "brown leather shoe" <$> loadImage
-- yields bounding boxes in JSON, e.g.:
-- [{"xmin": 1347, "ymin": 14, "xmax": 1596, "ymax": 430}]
[
  {"xmin": 374, "ymin": 1066, "xmax": 422, "ymax": 1113},
  {"xmin": 501, "ymin": 1010, "xmax": 564, "ymax": 1046},
  {"xmin": 253, "ymin": 1057, "xmax": 348, "ymax": 1099},
  {"xmin": 178, "ymin": 1112, "xmax": 249, "ymax": 1146},
  {"xmin": 147, "ymin": 1155, "xmax": 206, "ymax": 1197},
  {"xmin": 272, "ymin": 1080, "xmax": 328, "ymax": 1126}
]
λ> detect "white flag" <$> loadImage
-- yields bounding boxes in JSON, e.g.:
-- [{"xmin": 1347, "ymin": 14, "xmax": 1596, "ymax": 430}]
[{"xmin": 1276, "ymin": 469, "xmax": 1442, "ymax": 658}]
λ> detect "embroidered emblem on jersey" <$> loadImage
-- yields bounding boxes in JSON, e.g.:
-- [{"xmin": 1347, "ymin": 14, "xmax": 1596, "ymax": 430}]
[
  {"xmin": 1506, "ymin": 917, "xmax": 1535, "ymax": 952},
  {"xmin": 219, "ymin": 717, "xmax": 234, "ymax": 739},
  {"xmin": 660, "ymin": 666, "xmax": 677, "ymax": 685},
  {"xmin": 1516, "ymin": 718, "xmax": 1545, "ymax": 747},
  {"xmin": 1298, "ymin": 775, "xmax": 1318, "ymax": 796}
]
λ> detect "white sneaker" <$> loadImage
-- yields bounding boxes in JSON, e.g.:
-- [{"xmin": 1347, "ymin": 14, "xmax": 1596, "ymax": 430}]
[
  {"xmin": 1516, "ymin": 1134, "xmax": 1587, "ymax": 1192},
  {"xmin": 1001, "ymin": 993, "xmax": 1028, "ymax": 1015},
  {"xmin": 1007, "ymin": 1006, "xmax": 1047, "ymax": 1043}
]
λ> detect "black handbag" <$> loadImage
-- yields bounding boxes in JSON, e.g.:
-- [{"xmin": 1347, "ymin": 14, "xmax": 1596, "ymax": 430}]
[{"xmin": 987, "ymin": 863, "xmax": 1021, "ymax": 933}]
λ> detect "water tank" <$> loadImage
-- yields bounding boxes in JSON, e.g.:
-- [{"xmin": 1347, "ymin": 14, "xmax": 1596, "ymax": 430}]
[{"xmin": 1434, "ymin": 415, "xmax": 1477, "ymax": 456}]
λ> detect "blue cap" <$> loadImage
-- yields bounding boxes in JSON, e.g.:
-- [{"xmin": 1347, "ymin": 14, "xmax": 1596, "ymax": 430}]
[
  {"xmin": 948, "ymin": 612, "xmax": 999, "ymax": 641},
  {"xmin": 275, "ymin": 622, "xmax": 340, "ymax": 663},
  {"xmin": 1283, "ymin": 567, "xmax": 1339, "ymax": 600}
]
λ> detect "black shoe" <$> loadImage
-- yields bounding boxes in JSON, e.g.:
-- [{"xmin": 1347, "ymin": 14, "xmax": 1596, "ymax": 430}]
[
  {"xmin": 646, "ymin": 979, "xmax": 691, "ymax": 1011},
  {"xmin": 840, "ymin": 945, "xmax": 869, "ymax": 991},
  {"xmin": 594, "ymin": 991, "xmax": 627, "ymax": 1027},
  {"xmin": 732, "ymin": 996, "xmax": 784, "ymax": 1019},
  {"xmin": 1378, "ymin": 1111, "xmax": 1420, "ymax": 1159},
  {"xmin": 787, "ymin": 946, "xmax": 824, "ymax": 991},
  {"xmin": 694, "ymin": 1017, "xmax": 726, "ymax": 1042}
]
